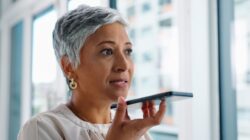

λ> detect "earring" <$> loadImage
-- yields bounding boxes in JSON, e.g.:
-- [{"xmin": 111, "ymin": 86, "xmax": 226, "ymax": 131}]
[{"xmin": 69, "ymin": 78, "xmax": 77, "ymax": 90}]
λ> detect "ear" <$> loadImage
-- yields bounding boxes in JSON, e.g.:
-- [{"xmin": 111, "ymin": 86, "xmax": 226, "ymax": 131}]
[{"xmin": 60, "ymin": 56, "xmax": 74, "ymax": 78}]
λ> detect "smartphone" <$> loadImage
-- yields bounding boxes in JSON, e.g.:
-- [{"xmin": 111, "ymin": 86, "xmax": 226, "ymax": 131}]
[{"xmin": 111, "ymin": 91, "xmax": 193, "ymax": 110}]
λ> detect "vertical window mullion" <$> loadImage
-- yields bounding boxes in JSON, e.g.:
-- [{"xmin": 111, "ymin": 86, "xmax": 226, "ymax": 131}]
[
  {"xmin": 9, "ymin": 20, "xmax": 24, "ymax": 140},
  {"xmin": 217, "ymin": 0, "xmax": 237, "ymax": 140},
  {"xmin": 109, "ymin": 0, "xmax": 117, "ymax": 9}
]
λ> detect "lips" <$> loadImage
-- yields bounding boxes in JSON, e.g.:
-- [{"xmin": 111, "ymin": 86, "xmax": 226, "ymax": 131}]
[
  {"xmin": 109, "ymin": 79, "xmax": 128, "ymax": 88},
  {"xmin": 110, "ymin": 79, "xmax": 128, "ymax": 83}
]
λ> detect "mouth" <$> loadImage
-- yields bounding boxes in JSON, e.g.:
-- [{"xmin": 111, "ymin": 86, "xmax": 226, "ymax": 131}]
[{"xmin": 109, "ymin": 79, "xmax": 128, "ymax": 88}]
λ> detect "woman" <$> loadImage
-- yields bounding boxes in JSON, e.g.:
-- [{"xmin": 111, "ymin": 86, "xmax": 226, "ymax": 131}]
[{"xmin": 18, "ymin": 5, "xmax": 166, "ymax": 140}]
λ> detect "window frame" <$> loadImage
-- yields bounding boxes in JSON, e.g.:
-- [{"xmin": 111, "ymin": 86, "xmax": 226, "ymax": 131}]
[
  {"xmin": 8, "ymin": 20, "xmax": 24, "ymax": 140},
  {"xmin": 0, "ymin": 0, "xmax": 68, "ymax": 139},
  {"xmin": 217, "ymin": 0, "xmax": 238, "ymax": 140},
  {"xmin": 113, "ymin": 0, "xmax": 221, "ymax": 140}
]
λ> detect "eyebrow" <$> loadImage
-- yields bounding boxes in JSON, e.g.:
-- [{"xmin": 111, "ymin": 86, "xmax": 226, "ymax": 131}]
[{"xmin": 96, "ymin": 40, "xmax": 133, "ymax": 47}]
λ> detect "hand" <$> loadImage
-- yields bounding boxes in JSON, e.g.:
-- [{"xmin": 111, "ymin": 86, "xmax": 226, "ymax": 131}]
[{"xmin": 106, "ymin": 97, "xmax": 166, "ymax": 140}]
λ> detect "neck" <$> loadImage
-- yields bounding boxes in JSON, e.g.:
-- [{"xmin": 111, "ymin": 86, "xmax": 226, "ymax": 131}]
[{"xmin": 66, "ymin": 91, "xmax": 112, "ymax": 124}]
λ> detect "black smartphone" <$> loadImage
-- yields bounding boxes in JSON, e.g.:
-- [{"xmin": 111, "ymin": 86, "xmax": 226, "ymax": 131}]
[{"xmin": 111, "ymin": 91, "xmax": 193, "ymax": 110}]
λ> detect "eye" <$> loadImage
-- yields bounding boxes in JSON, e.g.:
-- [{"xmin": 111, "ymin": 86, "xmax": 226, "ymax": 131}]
[
  {"xmin": 101, "ymin": 48, "xmax": 113, "ymax": 56},
  {"xmin": 125, "ymin": 48, "xmax": 133, "ymax": 56}
]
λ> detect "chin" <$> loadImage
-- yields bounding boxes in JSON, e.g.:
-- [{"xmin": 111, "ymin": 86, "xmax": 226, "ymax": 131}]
[{"xmin": 110, "ymin": 91, "xmax": 128, "ymax": 101}]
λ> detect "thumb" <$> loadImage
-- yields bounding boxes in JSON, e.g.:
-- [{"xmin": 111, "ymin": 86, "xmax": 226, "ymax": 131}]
[{"xmin": 113, "ymin": 96, "xmax": 127, "ymax": 123}]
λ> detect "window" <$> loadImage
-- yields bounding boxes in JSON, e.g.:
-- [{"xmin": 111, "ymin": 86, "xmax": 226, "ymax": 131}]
[
  {"xmin": 0, "ymin": 0, "xmax": 2, "ymax": 16},
  {"xmin": 234, "ymin": 0, "xmax": 250, "ymax": 139},
  {"xmin": 219, "ymin": 0, "xmax": 250, "ymax": 139},
  {"xmin": 159, "ymin": 18, "xmax": 172, "ymax": 27},
  {"xmin": 68, "ymin": 0, "xmax": 108, "ymax": 10},
  {"xmin": 0, "ymin": 28, "xmax": 1, "ymax": 91},
  {"xmin": 142, "ymin": 52, "xmax": 153, "ymax": 62},
  {"xmin": 127, "ymin": 6, "xmax": 136, "ymax": 17},
  {"xmin": 32, "ymin": 7, "xmax": 66, "ymax": 115},
  {"xmin": 159, "ymin": 0, "xmax": 172, "ymax": 5},
  {"xmin": 117, "ymin": 0, "xmax": 191, "ymax": 139},
  {"xmin": 159, "ymin": 0, "xmax": 172, "ymax": 13},
  {"xmin": 129, "ymin": 28, "xmax": 136, "ymax": 41},
  {"xmin": 9, "ymin": 20, "xmax": 23, "ymax": 140},
  {"xmin": 142, "ymin": 2, "xmax": 151, "ymax": 13},
  {"xmin": 141, "ymin": 26, "xmax": 152, "ymax": 36}
]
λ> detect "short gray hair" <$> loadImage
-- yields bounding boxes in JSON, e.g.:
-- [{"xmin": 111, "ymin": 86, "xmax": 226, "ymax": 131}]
[{"xmin": 53, "ymin": 5, "xmax": 127, "ymax": 69}]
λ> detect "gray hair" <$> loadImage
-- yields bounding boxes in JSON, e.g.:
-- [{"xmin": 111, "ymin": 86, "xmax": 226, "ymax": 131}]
[{"xmin": 53, "ymin": 5, "xmax": 127, "ymax": 69}]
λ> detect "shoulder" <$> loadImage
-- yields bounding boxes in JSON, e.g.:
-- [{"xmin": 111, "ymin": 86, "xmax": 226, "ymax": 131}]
[{"xmin": 18, "ymin": 106, "xmax": 65, "ymax": 140}]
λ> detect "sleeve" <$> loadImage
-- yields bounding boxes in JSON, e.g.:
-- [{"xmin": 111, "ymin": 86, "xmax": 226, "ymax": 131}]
[{"xmin": 18, "ymin": 116, "xmax": 63, "ymax": 140}]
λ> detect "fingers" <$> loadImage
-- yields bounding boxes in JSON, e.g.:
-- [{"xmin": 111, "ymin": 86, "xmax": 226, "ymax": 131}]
[
  {"xmin": 153, "ymin": 99, "xmax": 166, "ymax": 124},
  {"xmin": 142, "ymin": 99, "xmax": 166, "ymax": 127},
  {"xmin": 114, "ymin": 98, "xmax": 166, "ymax": 129},
  {"xmin": 142, "ymin": 101, "xmax": 156, "ymax": 118},
  {"xmin": 125, "ymin": 109, "xmax": 131, "ymax": 120},
  {"xmin": 149, "ymin": 101, "xmax": 156, "ymax": 116},
  {"xmin": 110, "ymin": 99, "xmax": 166, "ymax": 138},
  {"xmin": 142, "ymin": 101, "xmax": 149, "ymax": 118},
  {"xmin": 113, "ymin": 96, "xmax": 127, "ymax": 124}
]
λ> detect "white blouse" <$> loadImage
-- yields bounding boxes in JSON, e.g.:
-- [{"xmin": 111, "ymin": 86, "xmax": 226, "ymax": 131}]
[{"xmin": 18, "ymin": 104, "xmax": 152, "ymax": 140}]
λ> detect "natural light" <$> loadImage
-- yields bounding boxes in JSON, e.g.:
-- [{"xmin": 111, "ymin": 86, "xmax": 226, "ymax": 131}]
[{"xmin": 32, "ymin": 9, "xmax": 57, "ymax": 84}]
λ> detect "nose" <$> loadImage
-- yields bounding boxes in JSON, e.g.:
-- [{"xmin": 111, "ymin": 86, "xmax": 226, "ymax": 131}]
[{"xmin": 113, "ymin": 52, "xmax": 129, "ymax": 73}]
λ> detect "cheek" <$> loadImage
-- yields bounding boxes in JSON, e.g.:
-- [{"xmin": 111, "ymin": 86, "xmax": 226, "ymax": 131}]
[
  {"xmin": 90, "ymin": 63, "xmax": 111, "ymax": 80},
  {"xmin": 129, "ymin": 62, "xmax": 135, "ymax": 76},
  {"xmin": 77, "ymin": 66, "xmax": 108, "ymax": 90}
]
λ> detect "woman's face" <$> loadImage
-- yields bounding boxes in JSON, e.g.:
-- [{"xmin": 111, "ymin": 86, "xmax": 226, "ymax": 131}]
[{"xmin": 74, "ymin": 22, "xmax": 134, "ymax": 102}]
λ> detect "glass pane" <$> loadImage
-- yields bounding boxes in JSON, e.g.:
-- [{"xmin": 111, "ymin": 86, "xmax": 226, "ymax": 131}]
[
  {"xmin": 0, "ymin": 29, "xmax": 1, "ymax": 88},
  {"xmin": 68, "ymin": 0, "xmax": 108, "ymax": 10},
  {"xmin": 234, "ymin": 0, "xmax": 250, "ymax": 140},
  {"xmin": 32, "ymin": 7, "xmax": 66, "ymax": 115},
  {"xmin": 0, "ymin": 1, "xmax": 1, "ymax": 16},
  {"xmin": 117, "ymin": 0, "xmax": 191, "ymax": 139},
  {"xmin": 9, "ymin": 20, "xmax": 23, "ymax": 140}
]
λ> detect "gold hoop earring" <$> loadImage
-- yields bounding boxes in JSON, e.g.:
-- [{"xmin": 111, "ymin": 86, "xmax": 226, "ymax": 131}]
[{"xmin": 69, "ymin": 78, "xmax": 77, "ymax": 90}]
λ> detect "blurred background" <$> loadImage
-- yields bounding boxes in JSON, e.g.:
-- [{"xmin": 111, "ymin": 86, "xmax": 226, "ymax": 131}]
[{"xmin": 0, "ymin": 0, "xmax": 249, "ymax": 140}]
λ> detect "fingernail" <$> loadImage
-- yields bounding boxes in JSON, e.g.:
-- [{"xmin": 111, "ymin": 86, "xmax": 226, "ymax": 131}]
[{"xmin": 118, "ymin": 96, "xmax": 125, "ymax": 104}]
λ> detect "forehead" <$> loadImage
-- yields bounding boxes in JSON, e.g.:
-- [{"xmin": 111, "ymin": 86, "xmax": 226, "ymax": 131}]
[
  {"xmin": 97, "ymin": 22, "xmax": 126, "ymax": 32},
  {"xmin": 87, "ymin": 22, "xmax": 129, "ymax": 42},
  {"xmin": 79, "ymin": 22, "xmax": 131, "ymax": 57}
]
